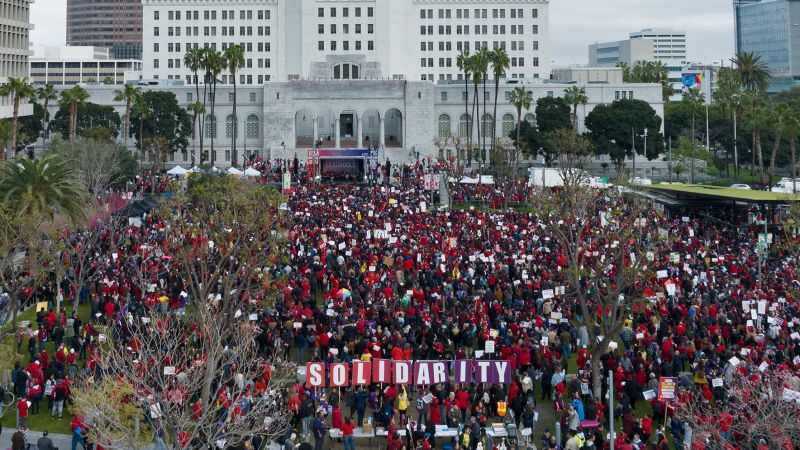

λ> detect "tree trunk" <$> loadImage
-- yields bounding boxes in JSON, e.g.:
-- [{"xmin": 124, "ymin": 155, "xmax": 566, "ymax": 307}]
[
  {"xmin": 232, "ymin": 75, "xmax": 237, "ymax": 167},
  {"xmin": 11, "ymin": 94, "xmax": 19, "ymax": 158},
  {"xmin": 210, "ymin": 81, "xmax": 216, "ymax": 165},
  {"xmin": 492, "ymin": 78, "xmax": 499, "ymax": 159},
  {"xmin": 191, "ymin": 114, "xmax": 197, "ymax": 166},
  {"xmin": 769, "ymin": 130, "xmax": 782, "ymax": 187},
  {"xmin": 690, "ymin": 114, "xmax": 696, "ymax": 183},
  {"xmin": 472, "ymin": 84, "xmax": 479, "ymax": 167},
  {"xmin": 573, "ymin": 104, "xmax": 578, "ymax": 132},
  {"xmin": 124, "ymin": 100, "xmax": 130, "ymax": 147},
  {"xmin": 755, "ymin": 128, "xmax": 765, "ymax": 187},
  {"xmin": 591, "ymin": 353, "xmax": 604, "ymax": 400},
  {"xmin": 792, "ymin": 138, "xmax": 797, "ymax": 194}
]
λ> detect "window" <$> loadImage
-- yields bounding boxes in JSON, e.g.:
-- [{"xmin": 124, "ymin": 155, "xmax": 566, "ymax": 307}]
[
  {"xmin": 331, "ymin": 24, "xmax": 336, "ymax": 34},
  {"xmin": 228, "ymin": 92, "xmax": 235, "ymax": 102},
  {"xmin": 154, "ymin": 10, "xmax": 159, "ymax": 20},
  {"xmin": 205, "ymin": 115, "xmax": 217, "ymax": 139},
  {"xmin": 356, "ymin": 7, "xmax": 361, "ymax": 17},
  {"xmin": 330, "ymin": 7, "xmax": 336, "ymax": 17},
  {"xmin": 459, "ymin": 114, "xmax": 471, "ymax": 138},
  {"xmin": 318, "ymin": 7, "xmax": 324, "ymax": 17},
  {"xmin": 153, "ymin": 59, "xmax": 159, "ymax": 69},
  {"xmin": 481, "ymin": 113, "xmax": 493, "ymax": 137},
  {"xmin": 226, "ymin": 115, "xmax": 238, "ymax": 139},
  {"xmin": 246, "ymin": 115, "xmax": 259, "ymax": 138},
  {"xmin": 249, "ymin": 92, "xmax": 256, "ymax": 102},
  {"xmin": 186, "ymin": 93, "xmax": 193, "ymax": 102},
  {"xmin": 355, "ymin": 41, "xmax": 362, "ymax": 50},
  {"xmin": 524, "ymin": 113, "xmax": 536, "ymax": 127},
  {"xmin": 154, "ymin": 43, "xmax": 160, "ymax": 52},
  {"xmin": 333, "ymin": 63, "xmax": 360, "ymax": 79},
  {"xmin": 204, "ymin": 10, "xmax": 209, "ymax": 20},
  {"xmin": 331, "ymin": 41, "xmax": 337, "ymax": 51},
  {"xmin": 533, "ymin": 57, "xmax": 539, "ymax": 67},
  {"xmin": 368, "ymin": 41, "xmax": 374, "ymax": 51},
  {"xmin": 532, "ymin": 25, "xmax": 538, "ymax": 34},
  {"xmin": 343, "ymin": 24, "xmax": 349, "ymax": 34},
  {"xmin": 355, "ymin": 24, "xmax": 361, "ymax": 34},
  {"xmin": 368, "ymin": 7, "xmax": 374, "ymax": 17},
  {"xmin": 502, "ymin": 114, "xmax": 515, "ymax": 137},
  {"xmin": 318, "ymin": 24, "xmax": 324, "ymax": 34},
  {"xmin": 629, "ymin": 91, "xmax": 634, "ymax": 99},
  {"xmin": 441, "ymin": 92, "xmax": 448, "ymax": 102},
  {"xmin": 438, "ymin": 114, "xmax": 452, "ymax": 138},
  {"xmin": 343, "ymin": 7, "xmax": 348, "ymax": 17},
  {"xmin": 247, "ymin": 10, "xmax": 252, "ymax": 19},
  {"xmin": 154, "ymin": 27, "xmax": 160, "ymax": 36},
  {"xmin": 368, "ymin": 24, "xmax": 374, "ymax": 34},
  {"xmin": 343, "ymin": 41, "xmax": 349, "ymax": 51},
  {"xmin": 319, "ymin": 41, "xmax": 324, "ymax": 51}
]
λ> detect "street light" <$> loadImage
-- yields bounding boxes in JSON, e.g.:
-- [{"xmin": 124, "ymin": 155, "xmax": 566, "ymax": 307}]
[
  {"xmin": 732, "ymin": 93, "xmax": 740, "ymax": 180},
  {"xmin": 643, "ymin": 128, "xmax": 648, "ymax": 179}
]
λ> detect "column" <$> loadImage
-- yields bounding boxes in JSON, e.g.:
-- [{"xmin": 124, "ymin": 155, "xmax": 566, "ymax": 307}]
[
  {"xmin": 379, "ymin": 117, "xmax": 385, "ymax": 149},
  {"xmin": 313, "ymin": 117, "xmax": 318, "ymax": 147},
  {"xmin": 357, "ymin": 115, "xmax": 363, "ymax": 148},
  {"xmin": 335, "ymin": 117, "xmax": 341, "ymax": 149}
]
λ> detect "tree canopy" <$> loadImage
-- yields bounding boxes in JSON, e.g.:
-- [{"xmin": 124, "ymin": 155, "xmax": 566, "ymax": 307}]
[
  {"xmin": 130, "ymin": 90, "xmax": 192, "ymax": 153},
  {"xmin": 50, "ymin": 102, "xmax": 121, "ymax": 140}
]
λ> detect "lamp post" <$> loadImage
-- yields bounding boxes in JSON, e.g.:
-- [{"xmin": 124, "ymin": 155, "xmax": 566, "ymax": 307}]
[
  {"xmin": 643, "ymin": 128, "xmax": 648, "ymax": 179},
  {"xmin": 732, "ymin": 93, "xmax": 740, "ymax": 180}
]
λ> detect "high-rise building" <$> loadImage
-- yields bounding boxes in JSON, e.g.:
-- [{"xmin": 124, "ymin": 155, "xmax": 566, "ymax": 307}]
[
  {"xmin": 629, "ymin": 28, "xmax": 687, "ymax": 65},
  {"xmin": 588, "ymin": 39, "xmax": 654, "ymax": 67},
  {"xmin": 66, "ymin": 0, "xmax": 143, "ymax": 60},
  {"xmin": 141, "ymin": 0, "xmax": 550, "ymax": 84},
  {"xmin": 29, "ymin": 46, "xmax": 143, "ymax": 86},
  {"xmin": 0, "ymin": 0, "xmax": 33, "ymax": 121},
  {"xmin": 733, "ymin": 0, "xmax": 800, "ymax": 91}
]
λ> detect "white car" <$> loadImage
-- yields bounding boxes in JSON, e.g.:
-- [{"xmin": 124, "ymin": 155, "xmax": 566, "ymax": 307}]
[
  {"xmin": 772, "ymin": 179, "xmax": 800, "ymax": 194},
  {"xmin": 729, "ymin": 184, "xmax": 752, "ymax": 190}
]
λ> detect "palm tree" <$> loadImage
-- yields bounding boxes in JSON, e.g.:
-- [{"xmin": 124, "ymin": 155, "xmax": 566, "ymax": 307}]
[
  {"xmin": 745, "ymin": 96, "xmax": 769, "ymax": 186},
  {"xmin": 0, "ymin": 77, "xmax": 35, "ymax": 159},
  {"xmin": 36, "ymin": 84, "xmax": 57, "ymax": 150},
  {"xmin": 186, "ymin": 101, "xmax": 206, "ymax": 166},
  {"xmin": 563, "ymin": 86, "xmax": 589, "ymax": 132},
  {"xmin": 785, "ymin": 110, "xmax": 800, "ymax": 193},
  {"xmin": 58, "ymin": 85, "xmax": 90, "ymax": 140},
  {"xmin": 508, "ymin": 86, "xmax": 533, "ymax": 159},
  {"xmin": 132, "ymin": 95, "xmax": 151, "ymax": 163},
  {"xmin": 224, "ymin": 44, "xmax": 245, "ymax": 167},
  {"xmin": 202, "ymin": 49, "xmax": 226, "ymax": 165},
  {"xmin": 490, "ymin": 48, "xmax": 509, "ymax": 158},
  {"xmin": 113, "ymin": 84, "xmax": 142, "ymax": 148},
  {"xmin": 617, "ymin": 62, "xmax": 631, "ymax": 82},
  {"xmin": 184, "ymin": 47, "xmax": 204, "ymax": 154},
  {"xmin": 468, "ymin": 54, "xmax": 482, "ymax": 166},
  {"xmin": 682, "ymin": 88, "xmax": 705, "ymax": 183},
  {"xmin": 0, "ymin": 154, "xmax": 87, "ymax": 222},
  {"xmin": 732, "ymin": 52, "xmax": 772, "ymax": 93},
  {"xmin": 767, "ymin": 102, "xmax": 790, "ymax": 185},
  {"xmin": 476, "ymin": 47, "xmax": 490, "ymax": 163},
  {"xmin": 457, "ymin": 50, "xmax": 471, "ymax": 150}
]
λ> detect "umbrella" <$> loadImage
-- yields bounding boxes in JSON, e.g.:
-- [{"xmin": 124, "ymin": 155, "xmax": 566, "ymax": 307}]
[
  {"xmin": 167, "ymin": 166, "xmax": 188, "ymax": 176},
  {"xmin": 227, "ymin": 167, "xmax": 243, "ymax": 176},
  {"xmin": 243, "ymin": 167, "xmax": 261, "ymax": 177},
  {"xmin": 336, "ymin": 288, "xmax": 351, "ymax": 299}
]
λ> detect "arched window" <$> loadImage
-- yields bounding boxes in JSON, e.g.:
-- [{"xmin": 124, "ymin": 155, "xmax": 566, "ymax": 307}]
[
  {"xmin": 225, "ymin": 115, "xmax": 238, "ymax": 139},
  {"xmin": 459, "ymin": 114, "xmax": 471, "ymax": 139},
  {"xmin": 246, "ymin": 114, "xmax": 259, "ymax": 139},
  {"xmin": 204, "ymin": 115, "xmax": 217, "ymax": 139},
  {"xmin": 502, "ymin": 113, "xmax": 515, "ymax": 138},
  {"xmin": 333, "ymin": 63, "xmax": 360, "ymax": 80},
  {"xmin": 481, "ymin": 113, "xmax": 493, "ymax": 138},
  {"xmin": 438, "ymin": 114, "xmax": 451, "ymax": 138},
  {"xmin": 524, "ymin": 113, "xmax": 536, "ymax": 127}
]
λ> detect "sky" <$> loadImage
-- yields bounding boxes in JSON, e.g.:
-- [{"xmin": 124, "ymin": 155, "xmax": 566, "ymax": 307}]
[{"xmin": 31, "ymin": 0, "xmax": 735, "ymax": 66}]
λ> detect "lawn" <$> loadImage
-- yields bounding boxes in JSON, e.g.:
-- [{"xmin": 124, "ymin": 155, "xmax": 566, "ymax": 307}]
[{"xmin": 0, "ymin": 301, "xmax": 92, "ymax": 434}]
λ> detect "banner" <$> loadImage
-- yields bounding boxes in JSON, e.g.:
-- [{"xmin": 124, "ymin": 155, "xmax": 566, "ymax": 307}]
[
  {"xmin": 658, "ymin": 377, "xmax": 677, "ymax": 402},
  {"xmin": 305, "ymin": 359, "xmax": 511, "ymax": 387}
]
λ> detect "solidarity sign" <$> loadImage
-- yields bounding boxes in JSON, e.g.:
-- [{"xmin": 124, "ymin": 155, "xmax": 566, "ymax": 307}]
[{"xmin": 305, "ymin": 359, "xmax": 512, "ymax": 387}]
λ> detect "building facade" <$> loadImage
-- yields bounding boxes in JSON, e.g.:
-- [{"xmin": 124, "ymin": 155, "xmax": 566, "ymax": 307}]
[
  {"xmin": 0, "ymin": 0, "xmax": 33, "ymax": 120},
  {"xmin": 29, "ymin": 46, "xmax": 143, "ymax": 86},
  {"xmin": 733, "ymin": 0, "xmax": 800, "ymax": 91},
  {"xmin": 588, "ymin": 39, "xmax": 653, "ymax": 67},
  {"xmin": 45, "ymin": 79, "xmax": 663, "ymax": 167},
  {"xmin": 629, "ymin": 28, "xmax": 687, "ymax": 65},
  {"xmin": 141, "ymin": 0, "xmax": 550, "ymax": 84},
  {"xmin": 66, "ymin": 0, "xmax": 143, "ymax": 59}
]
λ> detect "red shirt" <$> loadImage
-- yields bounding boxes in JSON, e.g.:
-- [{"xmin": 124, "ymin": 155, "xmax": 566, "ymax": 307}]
[
  {"xmin": 17, "ymin": 400, "xmax": 29, "ymax": 417},
  {"xmin": 341, "ymin": 422, "xmax": 355, "ymax": 437}
]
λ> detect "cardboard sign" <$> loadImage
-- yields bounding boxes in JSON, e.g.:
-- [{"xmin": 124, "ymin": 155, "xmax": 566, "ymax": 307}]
[
  {"xmin": 711, "ymin": 378, "xmax": 723, "ymax": 388},
  {"xmin": 657, "ymin": 377, "xmax": 677, "ymax": 402}
]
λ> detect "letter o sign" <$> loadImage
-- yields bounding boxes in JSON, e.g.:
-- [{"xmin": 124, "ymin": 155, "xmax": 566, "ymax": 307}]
[{"xmin": 330, "ymin": 363, "xmax": 349, "ymax": 387}]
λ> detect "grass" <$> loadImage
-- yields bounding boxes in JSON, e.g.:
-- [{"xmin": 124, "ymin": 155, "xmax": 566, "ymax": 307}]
[{"xmin": 0, "ymin": 301, "xmax": 92, "ymax": 435}]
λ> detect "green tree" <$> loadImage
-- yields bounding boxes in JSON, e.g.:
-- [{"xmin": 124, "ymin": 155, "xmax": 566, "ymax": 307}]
[
  {"xmin": 682, "ymin": 88, "xmax": 706, "ymax": 182},
  {"xmin": 129, "ymin": 90, "xmax": 192, "ymax": 157},
  {"xmin": 563, "ymin": 86, "xmax": 589, "ymax": 132},
  {"xmin": 535, "ymin": 96, "xmax": 572, "ymax": 135},
  {"xmin": 224, "ymin": 44, "xmax": 245, "ymax": 167},
  {"xmin": 114, "ymin": 84, "xmax": 142, "ymax": 147},
  {"xmin": 473, "ymin": 47, "xmax": 490, "ymax": 162},
  {"xmin": 732, "ymin": 52, "xmax": 772, "ymax": 93},
  {"xmin": 619, "ymin": 60, "xmax": 671, "ymax": 101},
  {"xmin": 50, "ymin": 102, "xmax": 121, "ymax": 140},
  {"xmin": 201, "ymin": 49, "xmax": 226, "ymax": 165},
  {"xmin": 508, "ymin": 86, "xmax": 533, "ymax": 152},
  {"xmin": 58, "ymin": 85, "xmax": 90, "ymax": 140},
  {"xmin": 36, "ymin": 84, "xmax": 57, "ymax": 147},
  {"xmin": 490, "ymin": 48, "xmax": 509, "ymax": 157},
  {"xmin": 672, "ymin": 137, "xmax": 714, "ymax": 179},
  {"xmin": 744, "ymin": 94, "xmax": 769, "ymax": 185},
  {"xmin": 17, "ymin": 102, "xmax": 45, "ymax": 150},
  {"xmin": 131, "ymin": 95, "xmax": 150, "ymax": 159},
  {"xmin": 468, "ymin": 52, "xmax": 482, "ymax": 165},
  {"xmin": 785, "ymin": 110, "xmax": 800, "ymax": 191},
  {"xmin": 101, "ymin": 76, "xmax": 115, "ymax": 85},
  {"xmin": 767, "ymin": 102, "xmax": 791, "ymax": 184},
  {"xmin": 0, "ymin": 154, "xmax": 87, "ymax": 221},
  {"xmin": 0, "ymin": 77, "xmax": 35, "ymax": 158},
  {"xmin": 186, "ymin": 101, "xmax": 206, "ymax": 166},
  {"xmin": 585, "ymin": 99, "xmax": 665, "ymax": 178}
]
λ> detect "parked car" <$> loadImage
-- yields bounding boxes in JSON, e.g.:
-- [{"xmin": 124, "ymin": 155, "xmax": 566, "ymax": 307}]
[
  {"xmin": 629, "ymin": 177, "xmax": 652, "ymax": 186},
  {"xmin": 729, "ymin": 184, "xmax": 752, "ymax": 190},
  {"xmin": 771, "ymin": 178, "xmax": 800, "ymax": 194}
]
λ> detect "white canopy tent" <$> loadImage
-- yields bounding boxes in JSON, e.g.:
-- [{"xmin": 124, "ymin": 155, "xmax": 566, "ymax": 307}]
[
  {"xmin": 226, "ymin": 167, "xmax": 243, "ymax": 176},
  {"xmin": 458, "ymin": 175, "xmax": 495, "ymax": 185},
  {"xmin": 243, "ymin": 167, "xmax": 261, "ymax": 177},
  {"xmin": 167, "ymin": 166, "xmax": 188, "ymax": 176}
]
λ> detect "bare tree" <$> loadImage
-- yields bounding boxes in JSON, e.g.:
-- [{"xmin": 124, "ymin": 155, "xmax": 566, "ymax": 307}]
[
  {"xmin": 433, "ymin": 135, "xmax": 451, "ymax": 162},
  {"xmin": 72, "ymin": 174, "xmax": 294, "ymax": 449},
  {"xmin": 674, "ymin": 369, "xmax": 800, "ymax": 448},
  {"xmin": 50, "ymin": 137, "xmax": 127, "ymax": 196},
  {"xmin": 547, "ymin": 128, "xmax": 595, "ymax": 207}
]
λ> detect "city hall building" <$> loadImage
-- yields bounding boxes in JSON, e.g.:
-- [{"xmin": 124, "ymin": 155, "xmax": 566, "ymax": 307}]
[{"xmin": 45, "ymin": 0, "xmax": 665, "ymax": 172}]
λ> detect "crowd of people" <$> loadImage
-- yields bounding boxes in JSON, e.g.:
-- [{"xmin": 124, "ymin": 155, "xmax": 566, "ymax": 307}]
[{"xmin": 3, "ymin": 159, "xmax": 800, "ymax": 450}]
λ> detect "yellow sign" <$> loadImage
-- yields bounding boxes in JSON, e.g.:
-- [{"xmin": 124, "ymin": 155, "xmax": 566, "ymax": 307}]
[{"xmin": 36, "ymin": 302, "xmax": 48, "ymax": 313}]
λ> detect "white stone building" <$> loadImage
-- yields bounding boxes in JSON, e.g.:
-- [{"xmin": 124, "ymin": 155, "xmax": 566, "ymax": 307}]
[
  {"xmin": 0, "ymin": 0, "xmax": 33, "ymax": 120},
  {"xmin": 29, "ymin": 46, "xmax": 144, "ymax": 86},
  {"xmin": 141, "ymin": 0, "xmax": 550, "ymax": 84}
]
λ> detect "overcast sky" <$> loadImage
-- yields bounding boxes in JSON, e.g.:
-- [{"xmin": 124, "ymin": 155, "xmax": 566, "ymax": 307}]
[{"xmin": 31, "ymin": 0, "xmax": 735, "ymax": 65}]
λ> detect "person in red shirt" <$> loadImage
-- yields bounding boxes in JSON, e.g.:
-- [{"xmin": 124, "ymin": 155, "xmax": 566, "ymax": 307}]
[
  {"xmin": 455, "ymin": 387, "xmax": 470, "ymax": 422},
  {"xmin": 341, "ymin": 417, "xmax": 355, "ymax": 450},
  {"xmin": 17, "ymin": 397, "xmax": 30, "ymax": 430},
  {"xmin": 331, "ymin": 404, "xmax": 344, "ymax": 429}
]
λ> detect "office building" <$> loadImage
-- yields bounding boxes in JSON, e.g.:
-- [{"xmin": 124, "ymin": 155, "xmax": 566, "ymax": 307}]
[
  {"xmin": 629, "ymin": 28, "xmax": 687, "ymax": 65},
  {"xmin": 29, "ymin": 46, "xmax": 143, "ymax": 86},
  {"xmin": 588, "ymin": 39, "xmax": 653, "ymax": 67},
  {"xmin": 733, "ymin": 0, "xmax": 800, "ymax": 91},
  {"xmin": 0, "ymin": 0, "xmax": 33, "ymax": 120},
  {"xmin": 66, "ymin": 0, "xmax": 143, "ymax": 59},
  {"xmin": 141, "ymin": 0, "xmax": 550, "ymax": 84}
]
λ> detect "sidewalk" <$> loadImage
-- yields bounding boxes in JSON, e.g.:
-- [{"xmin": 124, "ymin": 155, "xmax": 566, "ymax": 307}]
[{"xmin": 5, "ymin": 429, "xmax": 72, "ymax": 450}]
